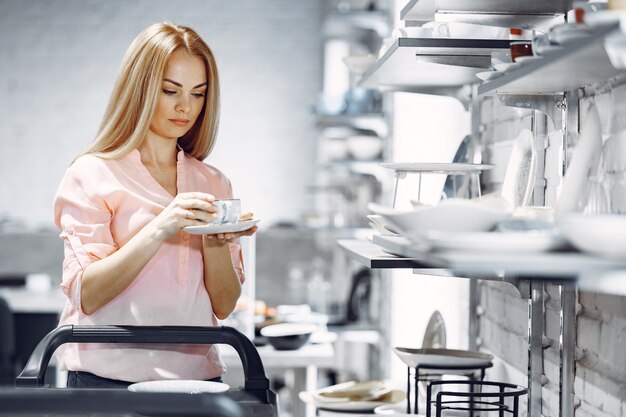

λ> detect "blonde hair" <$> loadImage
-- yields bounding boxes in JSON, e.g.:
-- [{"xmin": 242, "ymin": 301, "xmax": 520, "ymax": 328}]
[{"xmin": 81, "ymin": 22, "xmax": 220, "ymax": 160}]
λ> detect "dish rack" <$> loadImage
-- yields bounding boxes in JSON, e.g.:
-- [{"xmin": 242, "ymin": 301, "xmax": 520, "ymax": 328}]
[
  {"xmin": 2, "ymin": 325, "xmax": 278, "ymax": 417},
  {"xmin": 404, "ymin": 361, "xmax": 493, "ymax": 416},
  {"xmin": 426, "ymin": 380, "xmax": 528, "ymax": 417}
]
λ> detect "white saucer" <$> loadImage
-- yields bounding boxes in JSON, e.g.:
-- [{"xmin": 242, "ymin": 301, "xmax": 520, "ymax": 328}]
[
  {"xmin": 128, "ymin": 380, "xmax": 230, "ymax": 394},
  {"xmin": 184, "ymin": 219, "xmax": 260, "ymax": 235}
]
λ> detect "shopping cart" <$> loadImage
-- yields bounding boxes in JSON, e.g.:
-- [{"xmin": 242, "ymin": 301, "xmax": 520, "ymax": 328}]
[{"xmin": 0, "ymin": 325, "xmax": 278, "ymax": 416}]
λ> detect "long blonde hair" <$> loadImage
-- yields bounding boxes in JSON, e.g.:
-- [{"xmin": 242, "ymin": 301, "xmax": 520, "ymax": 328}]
[{"xmin": 81, "ymin": 22, "xmax": 220, "ymax": 160}]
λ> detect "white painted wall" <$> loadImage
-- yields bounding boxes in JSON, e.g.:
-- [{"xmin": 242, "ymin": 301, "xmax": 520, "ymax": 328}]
[{"xmin": 0, "ymin": 0, "xmax": 323, "ymax": 229}]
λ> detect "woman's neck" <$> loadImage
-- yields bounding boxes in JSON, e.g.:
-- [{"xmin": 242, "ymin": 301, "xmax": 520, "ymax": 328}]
[{"xmin": 138, "ymin": 132, "xmax": 178, "ymax": 168}]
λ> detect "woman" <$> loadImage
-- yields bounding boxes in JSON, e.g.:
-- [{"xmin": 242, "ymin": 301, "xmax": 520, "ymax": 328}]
[{"xmin": 53, "ymin": 22, "xmax": 257, "ymax": 388}]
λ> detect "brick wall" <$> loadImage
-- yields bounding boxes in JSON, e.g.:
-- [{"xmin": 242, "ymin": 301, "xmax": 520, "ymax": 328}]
[
  {"xmin": 479, "ymin": 91, "xmax": 626, "ymax": 417},
  {"xmin": 0, "ymin": 0, "xmax": 323, "ymax": 228}
]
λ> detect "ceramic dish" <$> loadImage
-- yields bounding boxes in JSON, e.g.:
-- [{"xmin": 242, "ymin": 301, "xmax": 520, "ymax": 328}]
[
  {"xmin": 501, "ymin": 129, "xmax": 537, "ymax": 207},
  {"xmin": 558, "ymin": 213, "xmax": 626, "ymax": 260},
  {"xmin": 380, "ymin": 162, "xmax": 493, "ymax": 173},
  {"xmin": 128, "ymin": 380, "xmax": 230, "ymax": 394},
  {"xmin": 183, "ymin": 219, "xmax": 259, "ymax": 235},
  {"xmin": 368, "ymin": 197, "xmax": 511, "ymax": 236},
  {"xmin": 367, "ymin": 214, "xmax": 399, "ymax": 235},
  {"xmin": 419, "ymin": 229, "xmax": 567, "ymax": 253},
  {"xmin": 533, "ymin": 43, "xmax": 564, "ymax": 56},
  {"xmin": 260, "ymin": 323, "xmax": 317, "ymax": 351},
  {"xmin": 475, "ymin": 71, "xmax": 504, "ymax": 81},
  {"xmin": 299, "ymin": 383, "xmax": 405, "ymax": 412},
  {"xmin": 393, "ymin": 347, "xmax": 493, "ymax": 371},
  {"xmin": 421, "ymin": 310, "xmax": 446, "ymax": 349},
  {"xmin": 557, "ymin": 104, "xmax": 602, "ymax": 214}
]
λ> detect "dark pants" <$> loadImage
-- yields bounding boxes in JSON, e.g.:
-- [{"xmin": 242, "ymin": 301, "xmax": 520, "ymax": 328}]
[{"xmin": 67, "ymin": 371, "xmax": 223, "ymax": 389}]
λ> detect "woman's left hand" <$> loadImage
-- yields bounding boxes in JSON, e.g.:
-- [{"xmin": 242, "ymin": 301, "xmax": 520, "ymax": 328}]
[{"xmin": 202, "ymin": 211, "xmax": 257, "ymax": 245}]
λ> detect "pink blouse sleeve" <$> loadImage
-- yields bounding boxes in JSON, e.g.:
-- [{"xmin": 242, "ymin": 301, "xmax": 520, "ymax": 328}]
[{"xmin": 53, "ymin": 160, "xmax": 118, "ymax": 312}]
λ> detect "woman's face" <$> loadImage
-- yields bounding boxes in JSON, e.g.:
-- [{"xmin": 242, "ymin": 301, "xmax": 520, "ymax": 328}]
[{"xmin": 149, "ymin": 48, "xmax": 207, "ymax": 140}]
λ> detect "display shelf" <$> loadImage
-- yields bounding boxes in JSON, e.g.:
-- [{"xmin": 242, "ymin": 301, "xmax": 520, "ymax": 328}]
[
  {"xmin": 372, "ymin": 234, "xmax": 626, "ymax": 280},
  {"xmin": 337, "ymin": 238, "xmax": 428, "ymax": 269},
  {"xmin": 359, "ymin": 37, "xmax": 511, "ymax": 93},
  {"xmin": 400, "ymin": 0, "xmax": 572, "ymax": 29},
  {"xmin": 479, "ymin": 22, "xmax": 623, "ymax": 95}
]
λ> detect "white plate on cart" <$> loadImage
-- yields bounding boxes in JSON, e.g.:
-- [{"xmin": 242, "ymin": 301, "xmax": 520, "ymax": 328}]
[
  {"xmin": 558, "ymin": 213, "xmax": 626, "ymax": 260},
  {"xmin": 184, "ymin": 219, "xmax": 259, "ymax": 235},
  {"xmin": 128, "ymin": 380, "xmax": 230, "ymax": 394},
  {"xmin": 393, "ymin": 347, "xmax": 493, "ymax": 371},
  {"xmin": 419, "ymin": 230, "xmax": 566, "ymax": 253},
  {"xmin": 380, "ymin": 162, "xmax": 493, "ymax": 173}
]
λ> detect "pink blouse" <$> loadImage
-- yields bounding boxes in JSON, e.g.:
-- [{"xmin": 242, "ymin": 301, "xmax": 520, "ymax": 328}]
[{"xmin": 53, "ymin": 149, "xmax": 244, "ymax": 382}]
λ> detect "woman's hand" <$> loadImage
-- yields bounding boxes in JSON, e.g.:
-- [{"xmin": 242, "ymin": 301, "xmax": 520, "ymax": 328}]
[{"xmin": 151, "ymin": 192, "xmax": 218, "ymax": 240}]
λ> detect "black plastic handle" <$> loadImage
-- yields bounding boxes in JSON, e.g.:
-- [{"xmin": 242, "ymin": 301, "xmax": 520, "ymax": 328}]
[{"xmin": 16, "ymin": 325, "xmax": 270, "ymax": 393}]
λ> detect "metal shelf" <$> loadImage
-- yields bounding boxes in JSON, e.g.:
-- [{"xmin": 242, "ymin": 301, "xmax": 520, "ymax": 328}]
[
  {"xmin": 337, "ymin": 238, "xmax": 428, "ymax": 269},
  {"xmin": 371, "ymin": 234, "xmax": 626, "ymax": 280},
  {"xmin": 478, "ymin": 22, "xmax": 624, "ymax": 96},
  {"xmin": 359, "ymin": 37, "xmax": 511, "ymax": 95},
  {"xmin": 400, "ymin": 0, "xmax": 572, "ymax": 29}
]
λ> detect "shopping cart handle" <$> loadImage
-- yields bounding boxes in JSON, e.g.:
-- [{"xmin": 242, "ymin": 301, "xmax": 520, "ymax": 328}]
[{"xmin": 16, "ymin": 325, "xmax": 270, "ymax": 393}]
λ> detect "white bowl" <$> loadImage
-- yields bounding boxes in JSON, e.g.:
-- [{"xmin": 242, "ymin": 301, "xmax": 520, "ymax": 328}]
[
  {"xmin": 558, "ymin": 213, "xmax": 626, "ymax": 259},
  {"xmin": 346, "ymin": 135, "xmax": 383, "ymax": 161},
  {"xmin": 367, "ymin": 197, "xmax": 511, "ymax": 236},
  {"xmin": 374, "ymin": 403, "xmax": 416, "ymax": 415}
]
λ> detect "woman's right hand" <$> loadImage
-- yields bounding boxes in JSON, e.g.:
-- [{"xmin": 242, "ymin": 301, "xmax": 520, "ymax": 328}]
[{"xmin": 151, "ymin": 192, "xmax": 218, "ymax": 239}]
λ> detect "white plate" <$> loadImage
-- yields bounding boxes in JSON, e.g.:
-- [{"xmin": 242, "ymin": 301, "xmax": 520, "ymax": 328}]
[
  {"xmin": 421, "ymin": 311, "xmax": 446, "ymax": 349},
  {"xmin": 128, "ymin": 380, "xmax": 230, "ymax": 394},
  {"xmin": 421, "ymin": 230, "xmax": 566, "ymax": 253},
  {"xmin": 299, "ymin": 385, "xmax": 405, "ymax": 412},
  {"xmin": 393, "ymin": 347, "xmax": 493, "ymax": 370},
  {"xmin": 557, "ymin": 104, "xmax": 602, "ymax": 214},
  {"xmin": 380, "ymin": 162, "xmax": 493, "ymax": 173},
  {"xmin": 534, "ymin": 44, "xmax": 564, "ymax": 56},
  {"xmin": 475, "ymin": 71, "xmax": 504, "ymax": 81},
  {"xmin": 368, "ymin": 197, "xmax": 511, "ymax": 236},
  {"xmin": 183, "ymin": 219, "xmax": 260, "ymax": 235},
  {"xmin": 501, "ymin": 129, "xmax": 537, "ymax": 207},
  {"xmin": 558, "ymin": 213, "xmax": 626, "ymax": 260},
  {"xmin": 367, "ymin": 215, "xmax": 400, "ymax": 234},
  {"xmin": 514, "ymin": 55, "xmax": 543, "ymax": 64}
]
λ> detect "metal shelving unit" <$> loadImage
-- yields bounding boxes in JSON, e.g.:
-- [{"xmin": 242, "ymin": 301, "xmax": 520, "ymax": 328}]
[
  {"xmin": 359, "ymin": 37, "xmax": 511, "ymax": 100},
  {"xmin": 400, "ymin": 0, "xmax": 572, "ymax": 29},
  {"xmin": 479, "ymin": 22, "xmax": 623, "ymax": 96}
]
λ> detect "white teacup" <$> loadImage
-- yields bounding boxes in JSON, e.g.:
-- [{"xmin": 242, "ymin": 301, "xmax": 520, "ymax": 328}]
[{"xmin": 212, "ymin": 199, "xmax": 241, "ymax": 224}]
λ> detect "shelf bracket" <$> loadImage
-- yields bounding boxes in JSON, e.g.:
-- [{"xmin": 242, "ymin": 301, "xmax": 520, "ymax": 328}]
[{"xmin": 496, "ymin": 93, "xmax": 565, "ymax": 131}]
